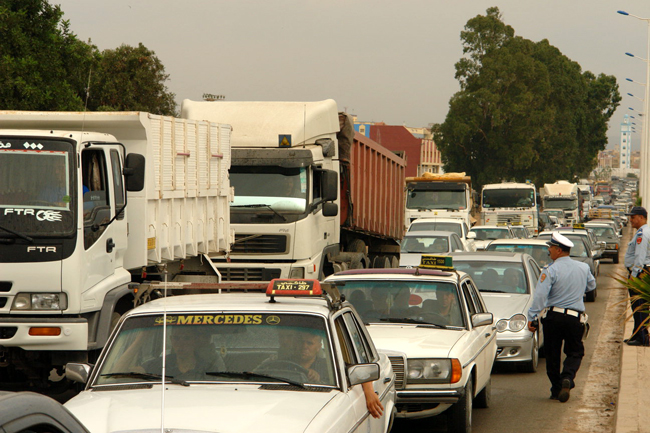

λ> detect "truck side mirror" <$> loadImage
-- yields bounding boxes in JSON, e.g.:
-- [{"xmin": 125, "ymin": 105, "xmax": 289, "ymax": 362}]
[
  {"xmin": 322, "ymin": 169, "xmax": 338, "ymax": 202},
  {"xmin": 323, "ymin": 202, "xmax": 338, "ymax": 217},
  {"xmin": 124, "ymin": 153, "xmax": 145, "ymax": 192}
]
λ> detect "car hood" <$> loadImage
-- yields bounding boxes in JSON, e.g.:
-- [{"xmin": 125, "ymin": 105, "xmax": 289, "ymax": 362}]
[
  {"xmin": 367, "ymin": 324, "xmax": 464, "ymax": 358},
  {"xmin": 480, "ymin": 293, "xmax": 531, "ymax": 321},
  {"xmin": 65, "ymin": 385, "xmax": 337, "ymax": 433}
]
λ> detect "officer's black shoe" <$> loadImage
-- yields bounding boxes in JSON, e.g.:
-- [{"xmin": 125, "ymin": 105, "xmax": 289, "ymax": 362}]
[
  {"xmin": 549, "ymin": 394, "xmax": 558, "ymax": 400},
  {"xmin": 626, "ymin": 339, "xmax": 646, "ymax": 346},
  {"xmin": 558, "ymin": 379, "xmax": 571, "ymax": 403}
]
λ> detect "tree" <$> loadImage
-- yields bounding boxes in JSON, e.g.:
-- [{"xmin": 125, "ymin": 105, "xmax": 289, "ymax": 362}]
[
  {"xmin": 89, "ymin": 43, "xmax": 177, "ymax": 115},
  {"xmin": 0, "ymin": 0, "xmax": 96, "ymax": 110},
  {"xmin": 434, "ymin": 7, "xmax": 621, "ymax": 189}
]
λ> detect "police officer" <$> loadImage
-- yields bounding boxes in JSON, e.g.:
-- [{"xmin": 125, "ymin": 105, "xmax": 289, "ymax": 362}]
[
  {"xmin": 527, "ymin": 231, "xmax": 596, "ymax": 402},
  {"xmin": 623, "ymin": 206, "xmax": 650, "ymax": 346}
]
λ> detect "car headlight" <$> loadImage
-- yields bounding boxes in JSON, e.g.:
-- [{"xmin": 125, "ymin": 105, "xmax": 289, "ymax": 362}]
[
  {"xmin": 407, "ymin": 358, "xmax": 461, "ymax": 384},
  {"xmin": 496, "ymin": 319, "xmax": 508, "ymax": 332},
  {"xmin": 12, "ymin": 293, "xmax": 68, "ymax": 311},
  {"xmin": 508, "ymin": 314, "xmax": 527, "ymax": 332}
]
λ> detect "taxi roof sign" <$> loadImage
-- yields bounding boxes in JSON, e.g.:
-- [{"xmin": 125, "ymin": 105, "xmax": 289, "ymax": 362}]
[
  {"xmin": 266, "ymin": 279, "xmax": 322, "ymax": 297},
  {"xmin": 573, "ymin": 223, "xmax": 585, "ymax": 229},
  {"xmin": 419, "ymin": 255, "xmax": 454, "ymax": 271}
]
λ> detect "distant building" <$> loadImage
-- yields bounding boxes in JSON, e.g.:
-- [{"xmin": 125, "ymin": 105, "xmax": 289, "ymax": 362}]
[
  {"xmin": 352, "ymin": 120, "xmax": 442, "ymax": 177},
  {"xmin": 619, "ymin": 115, "xmax": 632, "ymax": 169}
]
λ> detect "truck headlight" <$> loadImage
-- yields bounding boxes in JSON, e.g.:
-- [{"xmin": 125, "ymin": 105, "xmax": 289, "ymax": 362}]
[
  {"xmin": 12, "ymin": 293, "xmax": 68, "ymax": 311},
  {"xmin": 289, "ymin": 268, "xmax": 305, "ymax": 279},
  {"xmin": 407, "ymin": 358, "xmax": 461, "ymax": 383}
]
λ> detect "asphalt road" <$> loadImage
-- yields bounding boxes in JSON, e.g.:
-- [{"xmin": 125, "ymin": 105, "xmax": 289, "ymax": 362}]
[{"xmin": 391, "ymin": 227, "xmax": 631, "ymax": 433}]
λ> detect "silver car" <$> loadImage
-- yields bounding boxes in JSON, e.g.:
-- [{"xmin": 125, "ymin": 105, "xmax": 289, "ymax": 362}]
[
  {"xmin": 584, "ymin": 222, "xmax": 621, "ymax": 264},
  {"xmin": 450, "ymin": 251, "xmax": 544, "ymax": 373},
  {"xmin": 399, "ymin": 231, "xmax": 465, "ymax": 267}
]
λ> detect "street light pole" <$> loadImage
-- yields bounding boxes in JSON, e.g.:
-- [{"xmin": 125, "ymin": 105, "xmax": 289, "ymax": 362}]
[{"xmin": 619, "ymin": 10, "xmax": 650, "ymax": 206}]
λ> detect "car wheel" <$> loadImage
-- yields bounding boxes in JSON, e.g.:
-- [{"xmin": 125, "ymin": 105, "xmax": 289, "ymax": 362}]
[
  {"xmin": 474, "ymin": 377, "xmax": 490, "ymax": 408},
  {"xmin": 448, "ymin": 379, "xmax": 472, "ymax": 433},
  {"xmin": 520, "ymin": 333, "xmax": 539, "ymax": 373},
  {"xmin": 614, "ymin": 254, "xmax": 619, "ymax": 264},
  {"xmin": 585, "ymin": 288, "xmax": 597, "ymax": 302}
]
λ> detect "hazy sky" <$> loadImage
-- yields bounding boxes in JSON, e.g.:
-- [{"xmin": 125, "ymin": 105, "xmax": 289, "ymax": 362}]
[{"xmin": 55, "ymin": 0, "xmax": 650, "ymax": 151}]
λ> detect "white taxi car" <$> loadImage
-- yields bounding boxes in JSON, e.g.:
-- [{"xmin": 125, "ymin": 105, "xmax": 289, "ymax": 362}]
[
  {"xmin": 63, "ymin": 280, "xmax": 396, "ymax": 433},
  {"xmin": 325, "ymin": 256, "xmax": 496, "ymax": 433}
]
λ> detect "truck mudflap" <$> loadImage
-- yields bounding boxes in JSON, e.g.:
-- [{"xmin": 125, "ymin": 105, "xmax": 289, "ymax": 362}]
[{"xmin": 0, "ymin": 317, "xmax": 88, "ymax": 351}]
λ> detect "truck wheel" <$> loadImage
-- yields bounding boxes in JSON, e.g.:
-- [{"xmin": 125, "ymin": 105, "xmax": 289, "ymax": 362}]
[
  {"xmin": 372, "ymin": 255, "xmax": 390, "ymax": 269},
  {"xmin": 390, "ymin": 256, "xmax": 399, "ymax": 268},
  {"xmin": 347, "ymin": 239, "xmax": 366, "ymax": 253},
  {"xmin": 448, "ymin": 379, "xmax": 472, "ymax": 433},
  {"xmin": 613, "ymin": 254, "xmax": 619, "ymax": 264}
]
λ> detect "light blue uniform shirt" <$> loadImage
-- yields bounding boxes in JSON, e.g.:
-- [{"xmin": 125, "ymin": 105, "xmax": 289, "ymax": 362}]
[
  {"xmin": 527, "ymin": 256, "xmax": 596, "ymax": 321},
  {"xmin": 624, "ymin": 224, "xmax": 650, "ymax": 277}
]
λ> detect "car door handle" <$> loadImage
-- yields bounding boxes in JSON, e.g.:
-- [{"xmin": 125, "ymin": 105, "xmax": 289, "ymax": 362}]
[{"xmin": 485, "ymin": 332, "xmax": 492, "ymax": 338}]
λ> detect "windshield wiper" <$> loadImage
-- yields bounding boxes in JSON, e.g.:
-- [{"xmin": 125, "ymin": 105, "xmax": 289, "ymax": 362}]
[
  {"xmin": 379, "ymin": 317, "xmax": 448, "ymax": 328},
  {"xmin": 231, "ymin": 204, "xmax": 287, "ymax": 221},
  {"xmin": 100, "ymin": 371, "xmax": 189, "ymax": 386},
  {"xmin": 0, "ymin": 225, "xmax": 33, "ymax": 243},
  {"xmin": 205, "ymin": 371, "xmax": 307, "ymax": 389}
]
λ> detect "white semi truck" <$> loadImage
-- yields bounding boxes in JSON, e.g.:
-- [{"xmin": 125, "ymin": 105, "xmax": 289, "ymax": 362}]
[
  {"xmin": 181, "ymin": 99, "xmax": 406, "ymax": 280},
  {"xmin": 480, "ymin": 182, "xmax": 539, "ymax": 236},
  {"xmin": 542, "ymin": 181, "xmax": 581, "ymax": 225},
  {"xmin": 0, "ymin": 111, "xmax": 232, "ymax": 390},
  {"xmin": 404, "ymin": 173, "xmax": 474, "ymax": 227}
]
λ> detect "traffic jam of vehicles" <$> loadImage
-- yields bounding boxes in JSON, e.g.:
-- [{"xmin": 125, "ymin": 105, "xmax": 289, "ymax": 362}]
[{"xmin": 0, "ymin": 102, "xmax": 636, "ymax": 433}]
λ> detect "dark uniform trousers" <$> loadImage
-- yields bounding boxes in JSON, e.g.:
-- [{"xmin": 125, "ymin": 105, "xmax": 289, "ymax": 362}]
[
  {"xmin": 628, "ymin": 267, "xmax": 650, "ymax": 345},
  {"xmin": 541, "ymin": 310, "xmax": 585, "ymax": 395}
]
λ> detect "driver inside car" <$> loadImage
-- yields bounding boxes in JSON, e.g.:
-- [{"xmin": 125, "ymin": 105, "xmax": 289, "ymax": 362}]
[{"xmin": 272, "ymin": 329, "xmax": 328, "ymax": 384}]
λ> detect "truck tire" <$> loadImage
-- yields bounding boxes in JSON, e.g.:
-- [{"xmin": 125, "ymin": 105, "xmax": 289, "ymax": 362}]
[
  {"xmin": 390, "ymin": 256, "xmax": 399, "ymax": 268},
  {"xmin": 347, "ymin": 239, "xmax": 366, "ymax": 253},
  {"xmin": 448, "ymin": 379, "xmax": 472, "ymax": 433},
  {"xmin": 372, "ymin": 255, "xmax": 390, "ymax": 269}
]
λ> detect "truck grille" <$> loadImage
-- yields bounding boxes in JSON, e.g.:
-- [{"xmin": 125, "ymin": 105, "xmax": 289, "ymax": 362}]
[
  {"xmin": 219, "ymin": 268, "xmax": 281, "ymax": 282},
  {"xmin": 497, "ymin": 214, "xmax": 521, "ymax": 224},
  {"xmin": 231, "ymin": 234, "xmax": 288, "ymax": 254},
  {"xmin": 388, "ymin": 356, "xmax": 406, "ymax": 389}
]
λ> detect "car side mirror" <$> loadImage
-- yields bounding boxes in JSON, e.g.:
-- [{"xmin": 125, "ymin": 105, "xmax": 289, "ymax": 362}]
[
  {"xmin": 466, "ymin": 232, "xmax": 476, "ymax": 240},
  {"xmin": 65, "ymin": 363, "xmax": 91, "ymax": 384},
  {"xmin": 347, "ymin": 363, "xmax": 380, "ymax": 386},
  {"xmin": 471, "ymin": 312, "xmax": 493, "ymax": 327}
]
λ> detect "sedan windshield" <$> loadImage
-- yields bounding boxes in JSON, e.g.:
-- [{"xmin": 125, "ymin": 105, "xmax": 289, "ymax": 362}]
[
  {"xmin": 408, "ymin": 222, "xmax": 462, "ymax": 236},
  {"xmin": 470, "ymin": 228, "xmax": 512, "ymax": 241},
  {"xmin": 338, "ymin": 280, "xmax": 464, "ymax": 328},
  {"xmin": 486, "ymin": 244, "xmax": 551, "ymax": 267},
  {"xmin": 401, "ymin": 236, "xmax": 450, "ymax": 253},
  {"xmin": 454, "ymin": 262, "xmax": 530, "ymax": 294},
  {"xmin": 95, "ymin": 313, "xmax": 336, "ymax": 387}
]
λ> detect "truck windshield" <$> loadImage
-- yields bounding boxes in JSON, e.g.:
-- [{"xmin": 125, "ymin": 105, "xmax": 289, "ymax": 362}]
[
  {"xmin": 482, "ymin": 189, "xmax": 535, "ymax": 209},
  {"xmin": 230, "ymin": 166, "xmax": 307, "ymax": 213},
  {"xmin": 0, "ymin": 138, "xmax": 76, "ymax": 237},
  {"xmin": 94, "ymin": 313, "xmax": 336, "ymax": 387},
  {"xmin": 543, "ymin": 198, "xmax": 577, "ymax": 210},
  {"xmin": 406, "ymin": 189, "xmax": 467, "ymax": 211}
]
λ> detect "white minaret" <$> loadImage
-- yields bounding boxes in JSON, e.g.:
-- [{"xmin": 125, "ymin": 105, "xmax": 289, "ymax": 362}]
[{"xmin": 620, "ymin": 114, "xmax": 632, "ymax": 169}]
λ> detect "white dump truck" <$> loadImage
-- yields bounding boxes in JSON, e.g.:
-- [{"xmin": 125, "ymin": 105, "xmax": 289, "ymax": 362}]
[
  {"xmin": 480, "ymin": 182, "xmax": 539, "ymax": 236},
  {"xmin": 0, "ymin": 111, "xmax": 232, "ymax": 390},
  {"xmin": 182, "ymin": 99, "xmax": 406, "ymax": 281}
]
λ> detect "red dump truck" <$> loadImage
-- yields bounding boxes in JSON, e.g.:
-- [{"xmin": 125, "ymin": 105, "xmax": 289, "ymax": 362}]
[{"xmin": 181, "ymin": 99, "xmax": 405, "ymax": 279}]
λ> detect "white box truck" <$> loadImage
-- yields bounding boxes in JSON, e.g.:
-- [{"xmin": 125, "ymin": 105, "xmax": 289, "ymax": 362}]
[
  {"xmin": 0, "ymin": 111, "xmax": 232, "ymax": 390},
  {"xmin": 480, "ymin": 182, "xmax": 539, "ymax": 236}
]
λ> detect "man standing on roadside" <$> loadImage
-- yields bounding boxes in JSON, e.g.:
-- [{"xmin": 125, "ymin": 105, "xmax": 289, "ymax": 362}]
[
  {"xmin": 623, "ymin": 206, "xmax": 650, "ymax": 347},
  {"xmin": 527, "ymin": 232, "xmax": 596, "ymax": 402}
]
